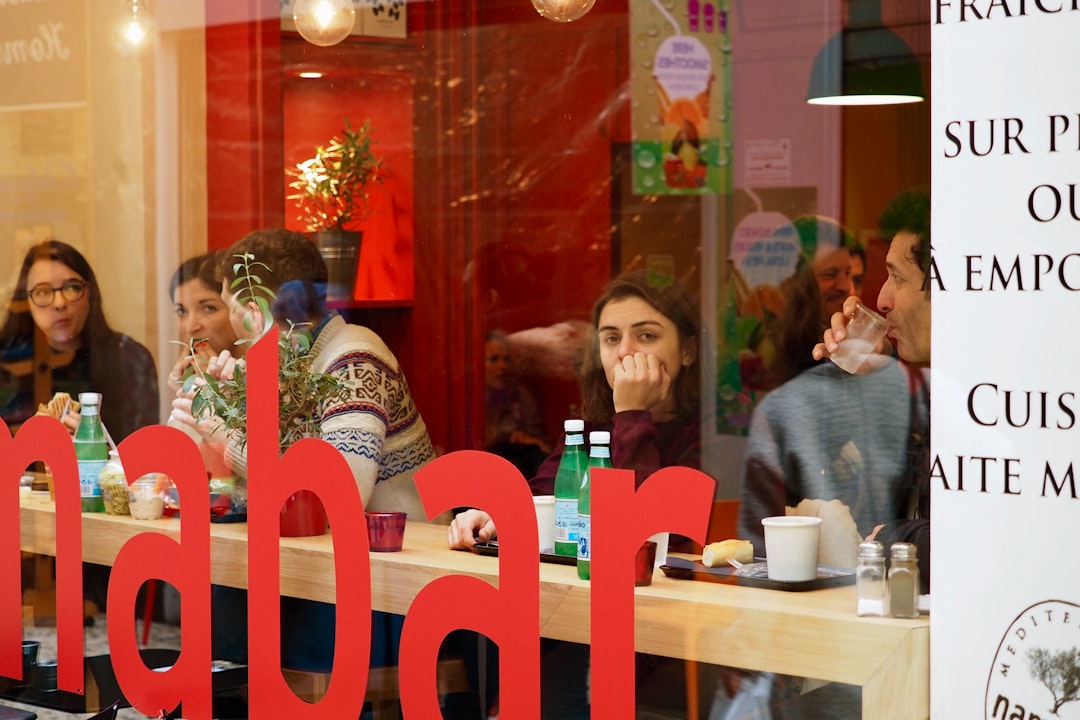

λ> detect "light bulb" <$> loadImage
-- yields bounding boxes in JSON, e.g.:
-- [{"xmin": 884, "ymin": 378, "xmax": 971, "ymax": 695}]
[
  {"xmin": 531, "ymin": 0, "xmax": 596, "ymax": 22},
  {"xmin": 293, "ymin": 0, "xmax": 357, "ymax": 47},
  {"xmin": 112, "ymin": 0, "xmax": 159, "ymax": 55}
]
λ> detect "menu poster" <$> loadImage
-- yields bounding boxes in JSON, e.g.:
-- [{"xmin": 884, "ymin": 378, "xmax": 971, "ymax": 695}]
[
  {"xmin": 933, "ymin": 8, "xmax": 1080, "ymax": 719},
  {"xmin": 629, "ymin": 0, "xmax": 731, "ymax": 196}
]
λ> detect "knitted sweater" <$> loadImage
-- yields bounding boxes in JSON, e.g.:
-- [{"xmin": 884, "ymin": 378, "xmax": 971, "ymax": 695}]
[{"xmin": 227, "ymin": 315, "xmax": 436, "ymax": 520}]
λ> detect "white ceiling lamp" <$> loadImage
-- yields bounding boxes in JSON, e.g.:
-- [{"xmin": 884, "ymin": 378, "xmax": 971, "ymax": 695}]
[
  {"xmin": 293, "ymin": 0, "xmax": 357, "ymax": 47},
  {"xmin": 531, "ymin": 0, "xmax": 596, "ymax": 23},
  {"xmin": 113, "ymin": 0, "xmax": 159, "ymax": 55}
]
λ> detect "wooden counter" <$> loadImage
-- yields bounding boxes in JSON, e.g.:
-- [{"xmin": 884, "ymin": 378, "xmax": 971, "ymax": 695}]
[{"xmin": 18, "ymin": 494, "xmax": 929, "ymax": 718}]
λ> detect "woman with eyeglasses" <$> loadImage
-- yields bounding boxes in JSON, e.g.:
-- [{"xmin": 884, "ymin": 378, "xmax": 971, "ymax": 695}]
[{"xmin": 0, "ymin": 239, "xmax": 158, "ymax": 443}]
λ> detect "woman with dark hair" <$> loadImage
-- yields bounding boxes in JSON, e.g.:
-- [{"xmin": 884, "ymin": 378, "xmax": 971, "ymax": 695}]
[
  {"xmin": 448, "ymin": 269, "xmax": 703, "ymax": 546},
  {"xmin": 0, "ymin": 240, "xmax": 158, "ymax": 442},
  {"xmin": 446, "ymin": 270, "xmax": 704, "ymax": 719},
  {"xmin": 166, "ymin": 251, "xmax": 240, "ymax": 392}
]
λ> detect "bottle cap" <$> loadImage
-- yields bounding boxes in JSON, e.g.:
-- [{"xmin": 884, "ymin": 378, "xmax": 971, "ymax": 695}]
[
  {"xmin": 890, "ymin": 542, "xmax": 917, "ymax": 560},
  {"xmin": 564, "ymin": 419, "xmax": 585, "ymax": 432},
  {"xmin": 78, "ymin": 392, "xmax": 101, "ymax": 405},
  {"xmin": 858, "ymin": 541, "xmax": 884, "ymax": 558},
  {"xmin": 588, "ymin": 430, "xmax": 610, "ymax": 445}
]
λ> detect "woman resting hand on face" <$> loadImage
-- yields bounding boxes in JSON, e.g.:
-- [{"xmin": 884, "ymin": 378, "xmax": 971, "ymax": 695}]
[{"xmin": 448, "ymin": 270, "xmax": 703, "ymax": 551}]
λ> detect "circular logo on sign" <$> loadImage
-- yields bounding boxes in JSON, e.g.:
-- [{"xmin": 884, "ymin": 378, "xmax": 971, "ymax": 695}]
[{"xmin": 986, "ymin": 600, "xmax": 1080, "ymax": 719}]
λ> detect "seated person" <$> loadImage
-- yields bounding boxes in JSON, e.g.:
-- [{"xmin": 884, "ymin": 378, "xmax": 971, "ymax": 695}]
[
  {"xmin": 448, "ymin": 271, "xmax": 705, "ymax": 720},
  {"xmin": 449, "ymin": 270, "xmax": 702, "ymax": 549},
  {"xmin": 171, "ymin": 228, "xmax": 441, "ymax": 671},
  {"xmin": 165, "ymin": 250, "xmax": 241, "ymax": 479},
  {"xmin": 484, "ymin": 330, "xmax": 550, "ymax": 479},
  {"xmin": 0, "ymin": 239, "xmax": 158, "ymax": 617},
  {"xmin": 737, "ymin": 355, "xmax": 929, "ymax": 564},
  {"xmin": 0, "ymin": 239, "xmax": 158, "ymax": 442}
]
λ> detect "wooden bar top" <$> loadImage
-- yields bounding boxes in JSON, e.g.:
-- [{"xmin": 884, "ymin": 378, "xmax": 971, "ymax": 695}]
[{"xmin": 18, "ymin": 493, "xmax": 929, "ymax": 718}]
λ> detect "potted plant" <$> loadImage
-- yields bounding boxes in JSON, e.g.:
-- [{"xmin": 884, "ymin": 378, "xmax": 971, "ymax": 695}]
[
  {"xmin": 180, "ymin": 253, "xmax": 351, "ymax": 535},
  {"xmin": 286, "ymin": 118, "xmax": 385, "ymax": 301}
]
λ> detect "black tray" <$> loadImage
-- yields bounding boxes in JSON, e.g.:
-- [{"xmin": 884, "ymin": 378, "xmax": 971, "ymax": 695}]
[
  {"xmin": 660, "ymin": 556, "xmax": 855, "ymax": 591},
  {"xmin": 472, "ymin": 540, "xmax": 577, "ymax": 566}
]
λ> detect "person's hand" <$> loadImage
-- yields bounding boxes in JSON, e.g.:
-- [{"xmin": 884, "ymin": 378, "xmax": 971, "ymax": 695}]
[
  {"xmin": 812, "ymin": 296, "xmax": 861, "ymax": 361},
  {"xmin": 170, "ymin": 395, "xmax": 226, "ymax": 442},
  {"xmin": 169, "ymin": 341, "xmax": 220, "ymax": 391},
  {"xmin": 865, "ymin": 524, "xmax": 885, "ymax": 542},
  {"xmin": 812, "ymin": 297, "xmax": 893, "ymax": 364},
  {"xmin": 611, "ymin": 352, "xmax": 672, "ymax": 418},
  {"xmin": 204, "ymin": 350, "xmax": 242, "ymax": 381},
  {"xmin": 448, "ymin": 509, "xmax": 497, "ymax": 550},
  {"xmin": 59, "ymin": 409, "xmax": 80, "ymax": 434}
]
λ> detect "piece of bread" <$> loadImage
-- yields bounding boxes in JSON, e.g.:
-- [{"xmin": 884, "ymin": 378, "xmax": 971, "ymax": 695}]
[
  {"xmin": 702, "ymin": 539, "xmax": 754, "ymax": 568},
  {"xmin": 36, "ymin": 392, "xmax": 80, "ymax": 419},
  {"xmin": 786, "ymin": 498, "xmax": 861, "ymax": 567}
]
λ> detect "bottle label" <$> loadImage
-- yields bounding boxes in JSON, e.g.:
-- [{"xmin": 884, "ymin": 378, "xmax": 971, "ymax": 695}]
[
  {"xmin": 78, "ymin": 460, "xmax": 106, "ymax": 497},
  {"xmin": 554, "ymin": 498, "xmax": 579, "ymax": 543},
  {"xmin": 577, "ymin": 514, "xmax": 590, "ymax": 562}
]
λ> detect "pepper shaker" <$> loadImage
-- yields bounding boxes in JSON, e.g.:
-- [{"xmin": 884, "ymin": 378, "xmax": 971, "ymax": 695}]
[{"xmin": 888, "ymin": 542, "xmax": 920, "ymax": 618}]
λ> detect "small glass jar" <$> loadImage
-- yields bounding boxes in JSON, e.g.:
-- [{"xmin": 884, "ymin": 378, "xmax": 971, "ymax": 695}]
[
  {"xmin": 127, "ymin": 477, "xmax": 165, "ymax": 520},
  {"xmin": 856, "ymin": 541, "xmax": 887, "ymax": 617},
  {"xmin": 98, "ymin": 451, "xmax": 130, "ymax": 516},
  {"xmin": 888, "ymin": 542, "xmax": 920, "ymax": 618}
]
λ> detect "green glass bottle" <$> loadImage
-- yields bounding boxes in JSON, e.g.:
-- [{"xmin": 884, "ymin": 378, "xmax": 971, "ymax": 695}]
[
  {"xmin": 74, "ymin": 392, "xmax": 109, "ymax": 513},
  {"xmin": 577, "ymin": 430, "xmax": 611, "ymax": 580},
  {"xmin": 554, "ymin": 419, "xmax": 587, "ymax": 557}
]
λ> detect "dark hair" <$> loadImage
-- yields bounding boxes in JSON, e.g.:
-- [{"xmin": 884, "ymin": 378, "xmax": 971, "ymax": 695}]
[
  {"xmin": 578, "ymin": 271, "xmax": 701, "ymax": 424},
  {"xmin": 220, "ymin": 228, "xmax": 328, "ymax": 293},
  {"xmin": 169, "ymin": 251, "xmax": 222, "ymax": 300},
  {"xmin": 878, "ymin": 187, "xmax": 931, "ymax": 277},
  {"xmin": 1, "ymin": 240, "xmax": 117, "ymax": 351},
  {"xmin": 219, "ymin": 229, "xmax": 329, "ymax": 323}
]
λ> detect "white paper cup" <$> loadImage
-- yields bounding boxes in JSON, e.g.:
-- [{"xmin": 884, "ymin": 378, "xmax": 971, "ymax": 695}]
[
  {"xmin": 830, "ymin": 303, "xmax": 888, "ymax": 374},
  {"xmin": 533, "ymin": 495, "xmax": 555, "ymax": 552},
  {"xmin": 762, "ymin": 516, "xmax": 822, "ymax": 582}
]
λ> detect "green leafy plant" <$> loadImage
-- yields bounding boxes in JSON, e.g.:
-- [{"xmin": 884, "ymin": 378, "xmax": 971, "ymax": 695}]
[
  {"xmin": 180, "ymin": 253, "xmax": 350, "ymax": 453},
  {"xmin": 286, "ymin": 118, "xmax": 386, "ymax": 232}
]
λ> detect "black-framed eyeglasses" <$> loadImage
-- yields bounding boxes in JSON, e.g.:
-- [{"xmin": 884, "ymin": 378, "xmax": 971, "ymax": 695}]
[{"xmin": 27, "ymin": 280, "xmax": 90, "ymax": 308}]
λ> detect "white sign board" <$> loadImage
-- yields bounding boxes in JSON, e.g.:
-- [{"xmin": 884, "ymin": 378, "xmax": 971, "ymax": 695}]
[
  {"xmin": 933, "ymin": 7, "xmax": 1080, "ymax": 719},
  {"xmin": 744, "ymin": 138, "xmax": 791, "ymax": 186}
]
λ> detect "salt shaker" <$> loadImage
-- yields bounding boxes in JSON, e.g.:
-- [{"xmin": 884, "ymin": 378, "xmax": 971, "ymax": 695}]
[
  {"xmin": 888, "ymin": 542, "xmax": 920, "ymax": 618},
  {"xmin": 856, "ymin": 541, "xmax": 886, "ymax": 617}
]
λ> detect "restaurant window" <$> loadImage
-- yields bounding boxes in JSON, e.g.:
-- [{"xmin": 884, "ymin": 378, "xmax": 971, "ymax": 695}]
[{"xmin": 4, "ymin": 0, "xmax": 931, "ymax": 717}]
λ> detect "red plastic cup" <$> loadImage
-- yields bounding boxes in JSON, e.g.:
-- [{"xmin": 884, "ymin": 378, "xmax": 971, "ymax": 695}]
[
  {"xmin": 635, "ymin": 541, "xmax": 658, "ymax": 586},
  {"xmin": 280, "ymin": 490, "xmax": 328, "ymax": 537},
  {"xmin": 366, "ymin": 511, "xmax": 407, "ymax": 552}
]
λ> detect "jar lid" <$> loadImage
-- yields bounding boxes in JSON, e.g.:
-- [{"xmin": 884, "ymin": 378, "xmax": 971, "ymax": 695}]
[
  {"xmin": 858, "ymin": 541, "xmax": 884, "ymax": 558},
  {"xmin": 890, "ymin": 542, "xmax": 917, "ymax": 560}
]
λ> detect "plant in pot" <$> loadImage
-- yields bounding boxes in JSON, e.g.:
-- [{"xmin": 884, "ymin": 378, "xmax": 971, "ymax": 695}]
[
  {"xmin": 179, "ymin": 252, "xmax": 351, "ymax": 534},
  {"xmin": 286, "ymin": 118, "xmax": 385, "ymax": 302}
]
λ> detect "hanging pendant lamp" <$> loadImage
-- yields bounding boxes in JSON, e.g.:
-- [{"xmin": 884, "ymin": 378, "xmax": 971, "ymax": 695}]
[{"xmin": 806, "ymin": 0, "xmax": 924, "ymax": 106}]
